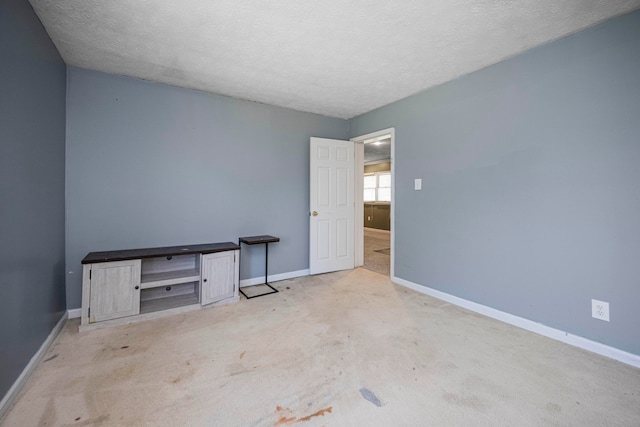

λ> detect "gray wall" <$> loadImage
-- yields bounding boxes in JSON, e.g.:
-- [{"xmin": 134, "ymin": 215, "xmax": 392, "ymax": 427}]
[
  {"xmin": 66, "ymin": 67, "xmax": 349, "ymax": 309},
  {"xmin": 0, "ymin": 0, "xmax": 67, "ymax": 398},
  {"xmin": 350, "ymin": 10, "xmax": 640, "ymax": 355}
]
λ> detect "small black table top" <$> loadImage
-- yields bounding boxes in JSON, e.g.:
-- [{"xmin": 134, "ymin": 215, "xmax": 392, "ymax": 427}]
[
  {"xmin": 82, "ymin": 242, "xmax": 240, "ymax": 264},
  {"xmin": 238, "ymin": 235, "xmax": 280, "ymax": 245}
]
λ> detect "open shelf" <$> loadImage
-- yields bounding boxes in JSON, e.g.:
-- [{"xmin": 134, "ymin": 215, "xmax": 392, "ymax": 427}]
[
  {"xmin": 140, "ymin": 292, "xmax": 200, "ymax": 314},
  {"xmin": 140, "ymin": 268, "xmax": 200, "ymax": 289}
]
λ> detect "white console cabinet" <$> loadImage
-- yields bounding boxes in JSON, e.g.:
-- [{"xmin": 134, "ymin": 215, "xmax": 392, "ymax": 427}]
[
  {"xmin": 88, "ymin": 259, "xmax": 141, "ymax": 323},
  {"xmin": 80, "ymin": 242, "xmax": 239, "ymax": 331},
  {"xmin": 201, "ymin": 251, "xmax": 236, "ymax": 305}
]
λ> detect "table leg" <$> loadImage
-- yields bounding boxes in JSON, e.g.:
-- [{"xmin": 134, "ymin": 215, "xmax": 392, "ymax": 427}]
[{"xmin": 265, "ymin": 242, "xmax": 269, "ymax": 285}]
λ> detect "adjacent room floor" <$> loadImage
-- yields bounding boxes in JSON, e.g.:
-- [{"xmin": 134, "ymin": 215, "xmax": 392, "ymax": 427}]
[
  {"xmin": 363, "ymin": 228, "xmax": 390, "ymax": 276},
  {"xmin": 3, "ymin": 268, "xmax": 639, "ymax": 426}
]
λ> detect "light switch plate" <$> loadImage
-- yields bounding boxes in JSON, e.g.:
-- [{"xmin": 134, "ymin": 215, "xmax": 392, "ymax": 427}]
[{"xmin": 414, "ymin": 179, "xmax": 422, "ymax": 190}]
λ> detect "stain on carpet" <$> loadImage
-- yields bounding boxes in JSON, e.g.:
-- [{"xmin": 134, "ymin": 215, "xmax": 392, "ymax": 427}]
[
  {"xmin": 275, "ymin": 405, "xmax": 332, "ymax": 424},
  {"xmin": 442, "ymin": 392, "xmax": 486, "ymax": 410},
  {"xmin": 359, "ymin": 387, "xmax": 383, "ymax": 407},
  {"xmin": 43, "ymin": 354, "xmax": 59, "ymax": 362}
]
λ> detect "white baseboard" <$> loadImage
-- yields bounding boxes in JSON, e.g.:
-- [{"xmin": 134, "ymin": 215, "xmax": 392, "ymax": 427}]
[
  {"xmin": 392, "ymin": 275, "xmax": 640, "ymax": 369},
  {"xmin": 240, "ymin": 269, "xmax": 309, "ymax": 287},
  {"xmin": 67, "ymin": 308, "xmax": 81, "ymax": 319},
  {"xmin": 0, "ymin": 312, "xmax": 68, "ymax": 422}
]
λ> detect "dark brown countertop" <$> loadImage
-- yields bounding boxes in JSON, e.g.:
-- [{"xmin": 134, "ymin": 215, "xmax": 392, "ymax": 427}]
[{"xmin": 82, "ymin": 242, "xmax": 240, "ymax": 264}]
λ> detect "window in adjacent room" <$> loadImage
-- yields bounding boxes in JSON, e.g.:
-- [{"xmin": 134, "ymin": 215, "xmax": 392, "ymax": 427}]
[{"xmin": 363, "ymin": 171, "xmax": 391, "ymax": 202}]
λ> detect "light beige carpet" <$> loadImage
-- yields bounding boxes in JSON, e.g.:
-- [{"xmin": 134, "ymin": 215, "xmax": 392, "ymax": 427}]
[{"xmin": 2, "ymin": 269, "xmax": 639, "ymax": 426}]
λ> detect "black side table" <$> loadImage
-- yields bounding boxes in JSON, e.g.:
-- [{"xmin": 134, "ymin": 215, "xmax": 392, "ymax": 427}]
[{"xmin": 238, "ymin": 235, "xmax": 280, "ymax": 299}]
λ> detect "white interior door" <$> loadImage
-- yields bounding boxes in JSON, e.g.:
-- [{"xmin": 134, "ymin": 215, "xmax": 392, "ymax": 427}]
[{"xmin": 309, "ymin": 137, "xmax": 354, "ymax": 275}]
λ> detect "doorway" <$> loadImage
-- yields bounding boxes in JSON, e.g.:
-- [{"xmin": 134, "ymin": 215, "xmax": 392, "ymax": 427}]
[{"xmin": 352, "ymin": 128, "xmax": 394, "ymax": 277}]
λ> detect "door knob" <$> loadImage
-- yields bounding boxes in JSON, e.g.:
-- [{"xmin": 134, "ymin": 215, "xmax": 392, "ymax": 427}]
[{"xmin": 312, "ymin": 211, "xmax": 318, "ymax": 216}]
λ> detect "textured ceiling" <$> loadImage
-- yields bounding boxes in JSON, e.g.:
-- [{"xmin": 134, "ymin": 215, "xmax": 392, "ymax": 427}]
[{"xmin": 30, "ymin": 0, "xmax": 640, "ymax": 119}]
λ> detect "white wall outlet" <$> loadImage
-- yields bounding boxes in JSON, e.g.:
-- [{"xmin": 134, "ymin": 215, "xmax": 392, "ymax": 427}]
[
  {"xmin": 414, "ymin": 178, "xmax": 422, "ymax": 190},
  {"xmin": 591, "ymin": 299, "xmax": 610, "ymax": 322}
]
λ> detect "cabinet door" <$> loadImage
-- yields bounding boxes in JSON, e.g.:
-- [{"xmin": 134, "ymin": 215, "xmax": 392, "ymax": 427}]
[
  {"xmin": 201, "ymin": 251, "xmax": 237, "ymax": 305},
  {"xmin": 89, "ymin": 260, "xmax": 141, "ymax": 322}
]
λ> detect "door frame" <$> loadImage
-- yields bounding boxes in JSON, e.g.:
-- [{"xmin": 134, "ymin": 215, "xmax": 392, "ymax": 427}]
[{"xmin": 351, "ymin": 127, "xmax": 395, "ymax": 278}]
